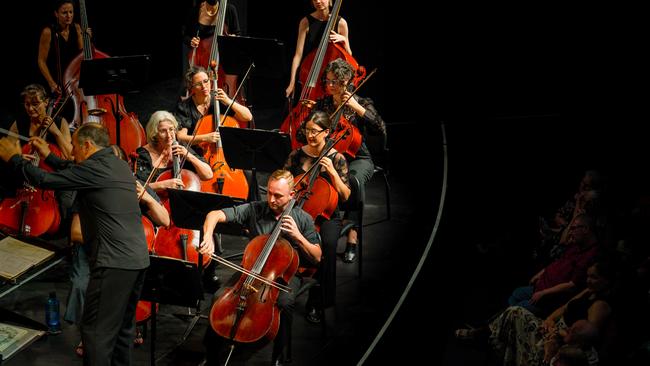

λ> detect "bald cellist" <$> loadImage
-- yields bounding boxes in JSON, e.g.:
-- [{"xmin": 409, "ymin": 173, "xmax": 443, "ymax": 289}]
[{"xmin": 200, "ymin": 169, "xmax": 321, "ymax": 365}]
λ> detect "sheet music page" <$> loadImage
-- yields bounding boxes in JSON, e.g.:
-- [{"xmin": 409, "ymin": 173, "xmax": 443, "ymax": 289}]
[
  {"xmin": 0, "ymin": 322, "xmax": 45, "ymax": 360},
  {"xmin": 0, "ymin": 236, "xmax": 54, "ymax": 280}
]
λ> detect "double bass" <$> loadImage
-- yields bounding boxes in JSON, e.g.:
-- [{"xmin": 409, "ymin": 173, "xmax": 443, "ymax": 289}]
[
  {"xmin": 191, "ymin": 59, "xmax": 249, "ymax": 199},
  {"xmin": 280, "ymin": 0, "xmax": 366, "ymax": 149},
  {"xmin": 189, "ymin": 0, "xmax": 229, "ymax": 93},
  {"xmin": 209, "ymin": 199, "xmax": 298, "ymax": 346},
  {"xmin": 63, "ymin": 0, "xmax": 146, "ymax": 158}
]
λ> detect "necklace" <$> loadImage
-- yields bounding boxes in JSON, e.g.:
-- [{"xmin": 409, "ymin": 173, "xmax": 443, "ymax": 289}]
[{"xmin": 205, "ymin": 2, "xmax": 218, "ymax": 17}]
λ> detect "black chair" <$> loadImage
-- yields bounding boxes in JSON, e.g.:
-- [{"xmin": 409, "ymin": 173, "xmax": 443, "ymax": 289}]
[
  {"xmin": 339, "ymin": 174, "xmax": 364, "ymax": 277},
  {"xmin": 366, "ymin": 132, "xmax": 390, "ymax": 221}
]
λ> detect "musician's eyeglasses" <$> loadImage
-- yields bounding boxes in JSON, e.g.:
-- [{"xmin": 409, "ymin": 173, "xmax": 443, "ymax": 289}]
[{"xmin": 305, "ymin": 128, "xmax": 325, "ymax": 136}]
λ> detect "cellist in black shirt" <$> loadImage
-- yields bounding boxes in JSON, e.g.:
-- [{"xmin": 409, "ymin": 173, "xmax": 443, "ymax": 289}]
[{"xmin": 0, "ymin": 124, "xmax": 149, "ymax": 366}]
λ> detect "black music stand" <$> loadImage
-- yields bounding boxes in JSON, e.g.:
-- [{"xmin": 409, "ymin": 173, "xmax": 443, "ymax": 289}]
[
  {"xmin": 217, "ymin": 35, "xmax": 286, "ymax": 113},
  {"xmin": 140, "ymin": 255, "xmax": 203, "ymax": 366},
  {"xmin": 217, "ymin": 35, "xmax": 285, "ymax": 78},
  {"xmin": 219, "ymin": 127, "xmax": 291, "ymax": 201},
  {"xmin": 78, "ymin": 55, "xmax": 150, "ymax": 144},
  {"xmin": 167, "ymin": 189, "xmax": 246, "ymax": 256}
]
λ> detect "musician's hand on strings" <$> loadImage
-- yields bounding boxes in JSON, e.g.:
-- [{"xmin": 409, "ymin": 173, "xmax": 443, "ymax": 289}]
[
  {"xmin": 214, "ymin": 88, "xmax": 233, "ymax": 105},
  {"xmin": 329, "ymin": 30, "xmax": 345, "ymax": 44},
  {"xmin": 161, "ymin": 178, "xmax": 185, "ymax": 190},
  {"xmin": 318, "ymin": 156, "xmax": 337, "ymax": 177},
  {"xmin": 171, "ymin": 142, "xmax": 188, "ymax": 159},
  {"xmin": 280, "ymin": 215, "xmax": 300, "ymax": 240},
  {"xmin": 190, "ymin": 36, "xmax": 200, "ymax": 48},
  {"xmin": 203, "ymin": 131, "xmax": 220, "ymax": 143}
]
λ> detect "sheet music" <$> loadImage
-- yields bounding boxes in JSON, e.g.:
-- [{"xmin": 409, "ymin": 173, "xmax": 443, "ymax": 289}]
[
  {"xmin": 0, "ymin": 322, "xmax": 45, "ymax": 360},
  {"xmin": 0, "ymin": 236, "xmax": 54, "ymax": 281}
]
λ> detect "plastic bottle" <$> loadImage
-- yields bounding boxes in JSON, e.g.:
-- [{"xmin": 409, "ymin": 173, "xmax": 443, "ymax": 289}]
[{"xmin": 45, "ymin": 291, "xmax": 61, "ymax": 334}]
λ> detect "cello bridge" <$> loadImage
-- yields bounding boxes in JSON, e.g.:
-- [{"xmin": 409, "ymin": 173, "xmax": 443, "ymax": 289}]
[
  {"xmin": 244, "ymin": 283, "xmax": 259, "ymax": 293},
  {"xmin": 88, "ymin": 108, "xmax": 107, "ymax": 116}
]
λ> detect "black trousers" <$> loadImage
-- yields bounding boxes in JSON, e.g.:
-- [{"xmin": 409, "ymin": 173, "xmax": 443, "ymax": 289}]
[
  {"xmin": 203, "ymin": 273, "xmax": 301, "ymax": 365},
  {"xmin": 81, "ymin": 267, "xmax": 146, "ymax": 366},
  {"xmin": 309, "ymin": 218, "xmax": 341, "ymax": 309}
]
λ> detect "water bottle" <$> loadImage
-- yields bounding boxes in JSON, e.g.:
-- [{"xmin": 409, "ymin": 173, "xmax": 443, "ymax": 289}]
[{"xmin": 45, "ymin": 291, "xmax": 61, "ymax": 334}]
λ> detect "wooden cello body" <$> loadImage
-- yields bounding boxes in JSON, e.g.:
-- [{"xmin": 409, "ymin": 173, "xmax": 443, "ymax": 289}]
[
  {"xmin": 209, "ymin": 200, "xmax": 299, "ymax": 343},
  {"xmin": 151, "ymin": 157, "xmax": 210, "ymax": 268},
  {"xmin": 63, "ymin": 0, "xmax": 146, "ymax": 158},
  {"xmin": 0, "ymin": 144, "xmax": 63, "ymax": 237},
  {"xmin": 294, "ymin": 174, "xmax": 338, "ymax": 226},
  {"xmin": 135, "ymin": 216, "xmax": 158, "ymax": 324},
  {"xmin": 193, "ymin": 114, "xmax": 249, "ymax": 199}
]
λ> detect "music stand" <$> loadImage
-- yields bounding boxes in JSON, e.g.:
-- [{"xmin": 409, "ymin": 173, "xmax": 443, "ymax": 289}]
[
  {"xmin": 78, "ymin": 55, "xmax": 151, "ymax": 145},
  {"xmin": 219, "ymin": 127, "xmax": 291, "ymax": 201},
  {"xmin": 217, "ymin": 35, "xmax": 285, "ymax": 78},
  {"xmin": 217, "ymin": 35, "xmax": 287, "ymax": 114},
  {"xmin": 167, "ymin": 189, "xmax": 246, "ymax": 255},
  {"xmin": 140, "ymin": 255, "xmax": 203, "ymax": 366}
]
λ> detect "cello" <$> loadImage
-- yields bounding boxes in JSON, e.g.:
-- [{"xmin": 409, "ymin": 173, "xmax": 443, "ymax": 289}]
[
  {"xmin": 191, "ymin": 62, "xmax": 249, "ymax": 199},
  {"xmin": 327, "ymin": 69, "xmax": 376, "ymax": 158},
  {"xmin": 0, "ymin": 97, "xmax": 69, "ymax": 237},
  {"xmin": 63, "ymin": 0, "xmax": 146, "ymax": 158},
  {"xmin": 135, "ymin": 216, "xmax": 158, "ymax": 325},
  {"xmin": 292, "ymin": 128, "xmax": 353, "ymax": 227},
  {"xmin": 208, "ymin": 199, "xmax": 298, "ymax": 347},
  {"xmin": 150, "ymin": 141, "xmax": 211, "ymax": 268},
  {"xmin": 280, "ymin": 0, "xmax": 366, "ymax": 149}
]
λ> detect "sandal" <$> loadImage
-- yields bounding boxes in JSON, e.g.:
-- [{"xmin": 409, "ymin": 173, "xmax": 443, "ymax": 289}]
[
  {"xmin": 133, "ymin": 328, "xmax": 144, "ymax": 346},
  {"xmin": 75, "ymin": 341, "xmax": 84, "ymax": 357}
]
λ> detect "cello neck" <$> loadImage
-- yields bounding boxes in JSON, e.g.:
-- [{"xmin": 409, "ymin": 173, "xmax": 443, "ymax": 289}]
[{"xmin": 247, "ymin": 199, "xmax": 296, "ymax": 278}]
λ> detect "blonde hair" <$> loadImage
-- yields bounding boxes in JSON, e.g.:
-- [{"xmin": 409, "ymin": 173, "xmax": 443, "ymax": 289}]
[
  {"xmin": 269, "ymin": 169, "xmax": 295, "ymax": 191},
  {"xmin": 145, "ymin": 110, "xmax": 178, "ymax": 145}
]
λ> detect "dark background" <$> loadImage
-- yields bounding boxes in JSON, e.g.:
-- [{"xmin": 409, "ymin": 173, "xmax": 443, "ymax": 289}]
[{"xmin": 1, "ymin": 1, "xmax": 645, "ymax": 364}]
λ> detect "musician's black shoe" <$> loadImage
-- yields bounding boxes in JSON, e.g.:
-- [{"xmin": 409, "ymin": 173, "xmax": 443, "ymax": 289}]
[
  {"xmin": 343, "ymin": 243, "xmax": 357, "ymax": 263},
  {"xmin": 305, "ymin": 305, "xmax": 322, "ymax": 324},
  {"xmin": 202, "ymin": 263, "xmax": 221, "ymax": 293}
]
